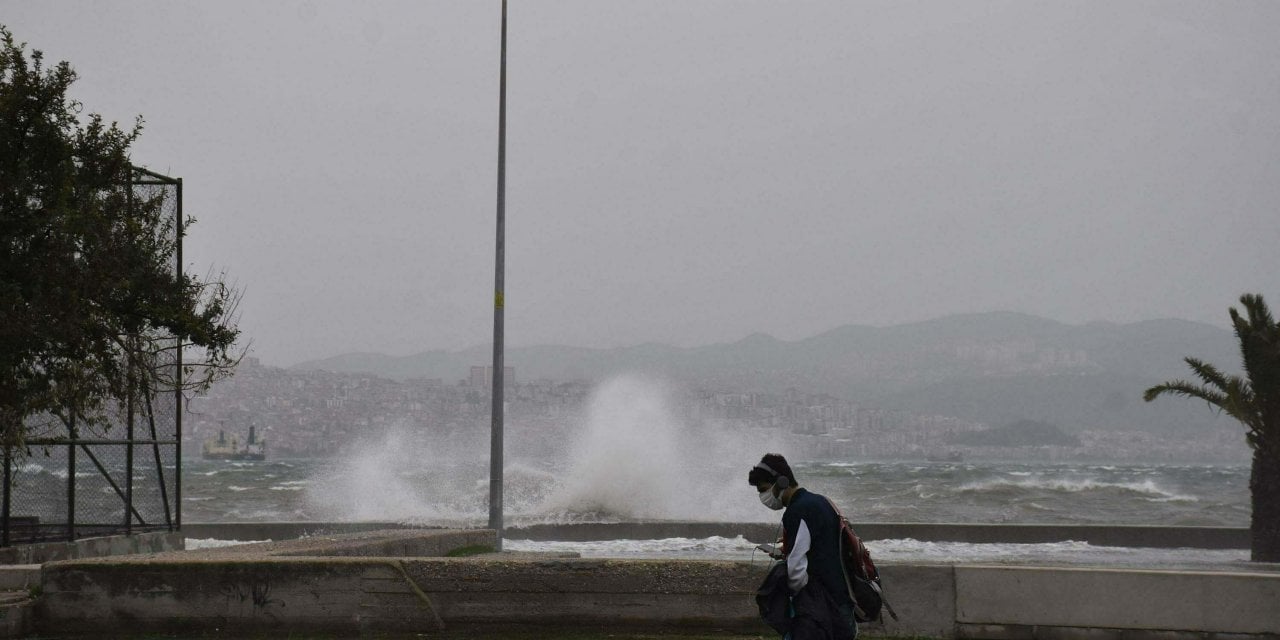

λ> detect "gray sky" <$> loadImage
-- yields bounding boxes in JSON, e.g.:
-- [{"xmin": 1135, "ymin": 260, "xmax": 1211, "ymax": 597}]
[{"xmin": 6, "ymin": 1, "xmax": 1279, "ymax": 366}]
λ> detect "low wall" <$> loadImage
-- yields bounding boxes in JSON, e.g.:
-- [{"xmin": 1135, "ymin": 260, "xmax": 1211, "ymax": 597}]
[
  {"xmin": 32, "ymin": 528, "xmax": 1280, "ymax": 638},
  {"xmin": 507, "ymin": 522, "xmax": 1250, "ymax": 550},
  {"xmin": 36, "ymin": 529, "xmax": 503, "ymax": 636},
  {"xmin": 0, "ymin": 531, "xmax": 181, "ymax": 565},
  {"xmin": 38, "ymin": 556, "xmax": 766, "ymax": 635},
  {"xmin": 186, "ymin": 521, "xmax": 1251, "ymax": 550},
  {"xmin": 955, "ymin": 565, "xmax": 1280, "ymax": 637},
  {"xmin": 182, "ymin": 521, "xmax": 415, "ymax": 541}
]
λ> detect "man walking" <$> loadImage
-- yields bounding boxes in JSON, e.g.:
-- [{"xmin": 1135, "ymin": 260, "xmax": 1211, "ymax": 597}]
[{"xmin": 750, "ymin": 453, "xmax": 856, "ymax": 640}]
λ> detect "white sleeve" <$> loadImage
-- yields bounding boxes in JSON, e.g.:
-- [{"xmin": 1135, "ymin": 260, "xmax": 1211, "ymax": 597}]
[{"xmin": 786, "ymin": 518, "xmax": 811, "ymax": 592}]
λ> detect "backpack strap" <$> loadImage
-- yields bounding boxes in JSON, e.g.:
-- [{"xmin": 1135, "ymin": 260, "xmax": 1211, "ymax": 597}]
[{"xmin": 823, "ymin": 497, "xmax": 860, "ymax": 604}]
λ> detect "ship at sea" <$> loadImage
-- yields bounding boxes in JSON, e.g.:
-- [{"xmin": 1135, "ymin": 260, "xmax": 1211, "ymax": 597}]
[{"xmin": 202, "ymin": 425, "xmax": 267, "ymax": 461}]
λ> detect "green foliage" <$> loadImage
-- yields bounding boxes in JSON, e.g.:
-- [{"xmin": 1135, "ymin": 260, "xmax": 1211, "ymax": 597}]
[
  {"xmin": 1145, "ymin": 294, "xmax": 1280, "ymax": 561},
  {"xmin": 0, "ymin": 25, "xmax": 241, "ymax": 451},
  {"xmin": 444, "ymin": 544, "xmax": 496, "ymax": 557},
  {"xmin": 1144, "ymin": 294, "xmax": 1279, "ymax": 454}
]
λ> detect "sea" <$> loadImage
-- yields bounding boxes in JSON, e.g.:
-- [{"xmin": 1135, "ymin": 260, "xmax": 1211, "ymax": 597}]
[
  {"xmin": 180, "ymin": 457, "xmax": 1257, "ymax": 568},
  {"xmin": 173, "ymin": 375, "xmax": 1262, "ymax": 567}
]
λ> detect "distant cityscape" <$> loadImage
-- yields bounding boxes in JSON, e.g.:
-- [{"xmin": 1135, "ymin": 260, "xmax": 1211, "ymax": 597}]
[{"xmin": 186, "ymin": 358, "xmax": 1249, "ymax": 463}]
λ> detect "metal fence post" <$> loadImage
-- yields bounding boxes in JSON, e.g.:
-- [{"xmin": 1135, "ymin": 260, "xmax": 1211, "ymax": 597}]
[
  {"xmin": 126, "ymin": 177, "xmax": 135, "ymax": 535},
  {"xmin": 175, "ymin": 176, "xmax": 183, "ymax": 531},
  {"xmin": 126, "ymin": 343, "xmax": 135, "ymax": 535},
  {"xmin": 2, "ymin": 445, "xmax": 10, "ymax": 547},
  {"xmin": 67, "ymin": 411, "xmax": 76, "ymax": 541}
]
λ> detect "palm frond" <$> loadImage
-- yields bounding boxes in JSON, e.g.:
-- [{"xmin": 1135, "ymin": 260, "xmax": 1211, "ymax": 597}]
[
  {"xmin": 1143, "ymin": 380, "xmax": 1228, "ymax": 407},
  {"xmin": 1184, "ymin": 357, "xmax": 1231, "ymax": 393},
  {"xmin": 1221, "ymin": 377, "xmax": 1264, "ymax": 432},
  {"xmin": 1230, "ymin": 295, "xmax": 1280, "ymax": 433},
  {"xmin": 1150, "ymin": 294, "xmax": 1278, "ymax": 456},
  {"xmin": 1238, "ymin": 294, "xmax": 1276, "ymax": 333}
]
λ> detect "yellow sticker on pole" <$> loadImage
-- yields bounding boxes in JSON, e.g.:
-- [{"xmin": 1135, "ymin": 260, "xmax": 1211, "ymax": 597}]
[{"xmin": 495, "ymin": 291, "xmax": 504, "ymax": 309}]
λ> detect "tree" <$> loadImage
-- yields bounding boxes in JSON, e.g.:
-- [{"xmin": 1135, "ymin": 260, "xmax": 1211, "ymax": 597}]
[
  {"xmin": 1144, "ymin": 294, "xmax": 1280, "ymax": 562},
  {"xmin": 1, "ymin": 25, "xmax": 241, "ymax": 452}
]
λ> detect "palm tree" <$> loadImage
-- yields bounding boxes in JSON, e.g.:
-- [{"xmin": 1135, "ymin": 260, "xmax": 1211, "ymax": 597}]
[{"xmin": 1145, "ymin": 293, "xmax": 1280, "ymax": 562}]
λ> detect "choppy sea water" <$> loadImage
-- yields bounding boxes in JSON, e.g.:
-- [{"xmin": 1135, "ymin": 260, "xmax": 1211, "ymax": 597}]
[
  {"xmin": 499, "ymin": 536, "xmax": 1255, "ymax": 570},
  {"xmin": 178, "ymin": 459, "xmax": 1250, "ymax": 527},
  {"xmin": 172, "ymin": 458, "xmax": 1254, "ymax": 567}
]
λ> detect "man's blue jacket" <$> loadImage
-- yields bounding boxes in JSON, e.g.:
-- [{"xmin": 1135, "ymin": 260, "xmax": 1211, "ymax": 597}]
[{"xmin": 782, "ymin": 487, "xmax": 853, "ymax": 608}]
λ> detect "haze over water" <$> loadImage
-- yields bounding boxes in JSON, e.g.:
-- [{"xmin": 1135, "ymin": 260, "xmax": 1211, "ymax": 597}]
[{"xmin": 177, "ymin": 377, "xmax": 1249, "ymax": 528}]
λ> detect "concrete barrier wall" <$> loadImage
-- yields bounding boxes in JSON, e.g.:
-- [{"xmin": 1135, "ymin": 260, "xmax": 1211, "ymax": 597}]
[
  {"xmin": 187, "ymin": 521, "xmax": 1250, "ymax": 550},
  {"xmin": 181, "ymin": 521, "xmax": 414, "ymax": 541},
  {"xmin": 39, "ymin": 558, "xmax": 428, "ymax": 635},
  {"xmin": 266, "ymin": 529, "xmax": 495, "ymax": 558},
  {"xmin": 36, "ymin": 557, "xmax": 774, "ymax": 635},
  {"xmin": 35, "ymin": 550, "xmax": 1280, "ymax": 637},
  {"xmin": 401, "ymin": 558, "xmax": 765, "ymax": 631},
  {"xmin": 0, "ymin": 531, "xmax": 181, "ymax": 565},
  {"xmin": 875, "ymin": 564, "xmax": 958, "ymax": 638},
  {"xmin": 36, "ymin": 529, "xmax": 504, "ymax": 636},
  {"xmin": 505, "ymin": 522, "xmax": 1250, "ymax": 550},
  {"xmin": 28, "ymin": 527, "xmax": 1279, "ymax": 638},
  {"xmin": 849, "ymin": 524, "xmax": 1250, "ymax": 550},
  {"xmin": 508, "ymin": 522, "xmax": 781, "ymax": 544},
  {"xmin": 955, "ymin": 565, "xmax": 1280, "ymax": 637}
]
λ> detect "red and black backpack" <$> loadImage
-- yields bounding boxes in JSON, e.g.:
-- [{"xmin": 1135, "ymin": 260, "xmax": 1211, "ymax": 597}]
[{"xmin": 826, "ymin": 498, "xmax": 899, "ymax": 624}]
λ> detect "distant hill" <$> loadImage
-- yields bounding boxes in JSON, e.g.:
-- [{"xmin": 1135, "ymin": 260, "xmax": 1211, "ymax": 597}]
[
  {"xmin": 948, "ymin": 419, "xmax": 1081, "ymax": 447},
  {"xmin": 291, "ymin": 312, "xmax": 1239, "ymax": 434}
]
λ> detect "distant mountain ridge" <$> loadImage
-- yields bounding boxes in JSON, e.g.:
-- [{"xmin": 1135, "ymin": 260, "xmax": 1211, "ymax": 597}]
[{"xmin": 291, "ymin": 312, "xmax": 1240, "ymax": 434}]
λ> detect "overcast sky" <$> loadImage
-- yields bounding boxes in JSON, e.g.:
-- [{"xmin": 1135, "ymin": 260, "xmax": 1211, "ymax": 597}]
[{"xmin": 5, "ymin": 1, "xmax": 1279, "ymax": 366}]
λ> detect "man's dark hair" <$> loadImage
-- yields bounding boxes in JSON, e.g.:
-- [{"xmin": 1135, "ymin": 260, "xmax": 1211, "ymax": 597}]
[{"xmin": 748, "ymin": 453, "xmax": 797, "ymax": 487}]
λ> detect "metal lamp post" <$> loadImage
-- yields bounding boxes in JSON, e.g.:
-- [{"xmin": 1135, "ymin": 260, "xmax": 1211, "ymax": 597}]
[{"xmin": 488, "ymin": 0, "xmax": 508, "ymax": 551}]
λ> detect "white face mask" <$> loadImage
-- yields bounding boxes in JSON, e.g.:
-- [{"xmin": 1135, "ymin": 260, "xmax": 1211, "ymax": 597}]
[{"xmin": 759, "ymin": 486, "xmax": 785, "ymax": 510}]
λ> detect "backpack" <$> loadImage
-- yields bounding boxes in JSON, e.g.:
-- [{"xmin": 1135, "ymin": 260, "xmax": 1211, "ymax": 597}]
[
  {"xmin": 825, "ymin": 498, "xmax": 898, "ymax": 624},
  {"xmin": 754, "ymin": 561, "xmax": 792, "ymax": 635}
]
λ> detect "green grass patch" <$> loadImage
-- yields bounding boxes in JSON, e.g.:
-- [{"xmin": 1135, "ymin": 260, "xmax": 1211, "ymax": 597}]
[{"xmin": 444, "ymin": 544, "xmax": 497, "ymax": 557}]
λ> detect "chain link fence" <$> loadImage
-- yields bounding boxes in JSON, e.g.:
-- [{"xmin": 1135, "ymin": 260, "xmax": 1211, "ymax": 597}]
[{"xmin": 3, "ymin": 167, "xmax": 183, "ymax": 546}]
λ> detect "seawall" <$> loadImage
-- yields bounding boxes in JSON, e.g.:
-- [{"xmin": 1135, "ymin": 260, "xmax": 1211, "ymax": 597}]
[
  {"xmin": 32, "ymin": 527, "xmax": 1280, "ymax": 638},
  {"xmin": 0, "ymin": 531, "xmax": 180, "ymax": 565},
  {"xmin": 185, "ymin": 520, "xmax": 1250, "ymax": 550}
]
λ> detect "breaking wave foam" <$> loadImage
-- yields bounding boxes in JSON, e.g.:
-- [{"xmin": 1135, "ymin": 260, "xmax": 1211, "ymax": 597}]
[
  {"xmin": 957, "ymin": 477, "xmax": 1197, "ymax": 502},
  {"xmin": 505, "ymin": 536, "xmax": 1250, "ymax": 567}
]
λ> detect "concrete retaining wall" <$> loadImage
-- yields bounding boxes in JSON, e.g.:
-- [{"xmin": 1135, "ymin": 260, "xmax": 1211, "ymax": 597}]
[
  {"xmin": 36, "ymin": 529, "xmax": 503, "ymax": 636},
  {"xmin": 0, "ymin": 531, "xmax": 181, "ymax": 565},
  {"xmin": 40, "ymin": 558, "xmax": 437, "ymax": 635},
  {"xmin": 955, "ymin": 565, "xmax": 1280, "ymax": 637},
  {"xmin": 37, "ymin": 557, "xmax": 1280, "ymax": 638},
  {"xmin": 182, "ymin": 521, "xmax": 414, "ymax": 541},
  {"xmin": 38, "ymin": 556, "xmax": 769, "ymax": 635}
]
